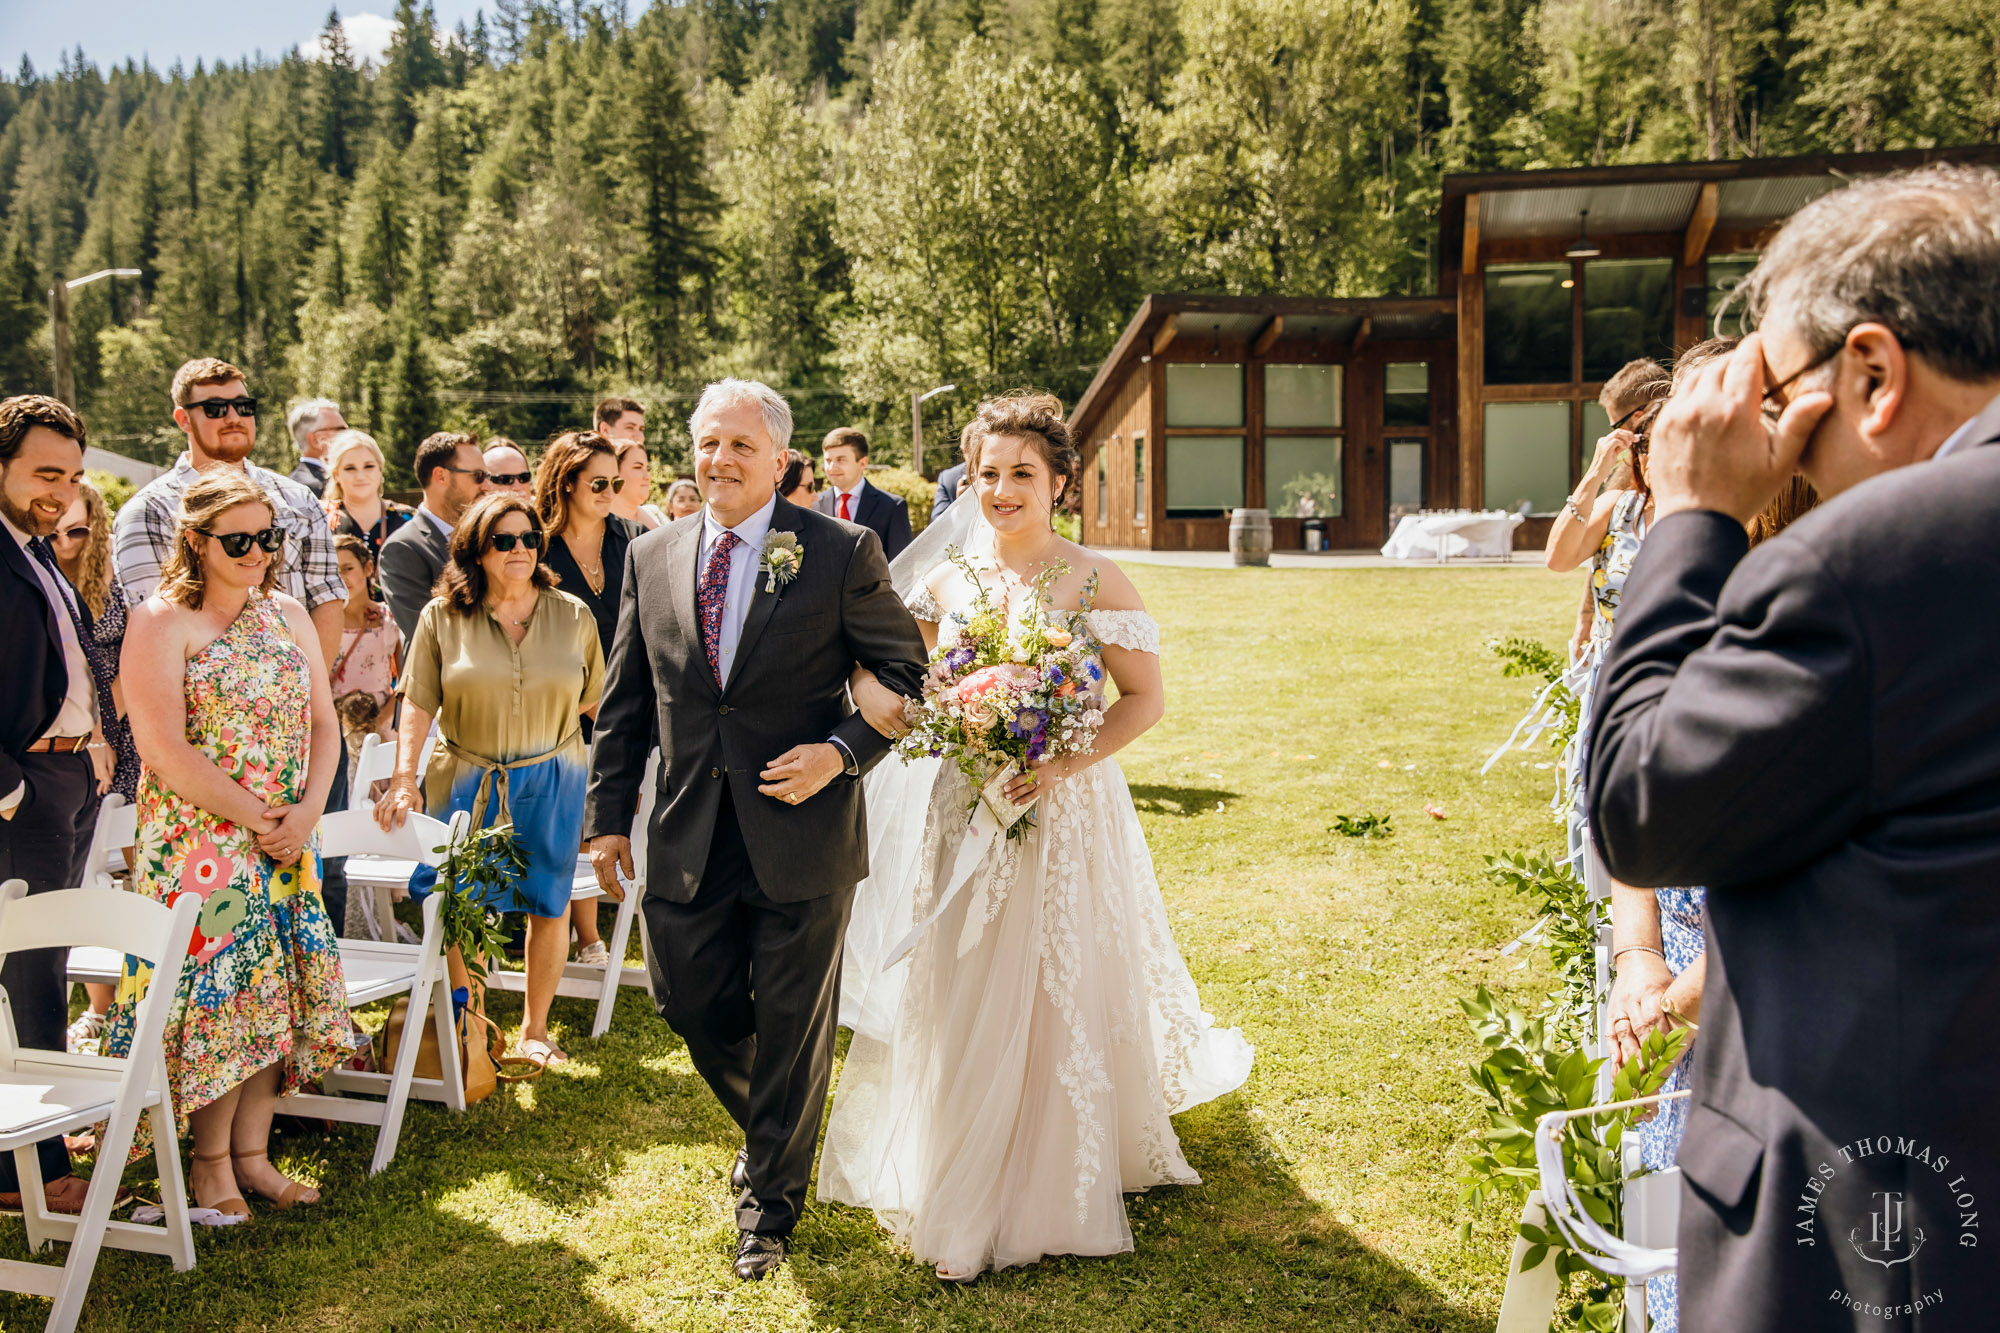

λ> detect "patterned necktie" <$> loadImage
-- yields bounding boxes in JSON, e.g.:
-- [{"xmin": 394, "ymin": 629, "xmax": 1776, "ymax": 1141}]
[
  {"xmin": 837, "ymin": 491, "xmax": 851, "ymax": 522},
  {"xmin": 698, "ymin": 530, "xmax": 741, "ymax": 686},
  {"xmin": 28, "ymin": 536, "xmax": 118, "ymax": 730}
]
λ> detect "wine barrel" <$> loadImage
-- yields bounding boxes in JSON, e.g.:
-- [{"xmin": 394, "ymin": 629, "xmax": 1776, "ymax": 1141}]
[{"xmin": 1229, "ymin": 508, "xmax": 1272, "ymax": 567}]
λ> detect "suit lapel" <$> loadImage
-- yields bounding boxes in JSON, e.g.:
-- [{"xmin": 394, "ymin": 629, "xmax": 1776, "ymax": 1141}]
[
  {"xmin": 663, "ymin": 516, "xmax": 708, "ymax": 692},
  {"xmin": 0, "ymin": 534, "xmax": 61, "ymax": 654},
  {"xmin": 723, "ymin": 500, "xmax": 802, "ymax": 699},
  {"xmin": 852, "ymin": 480, "xmax": 878, "ymax": 532},
  {"xmin": 813, "ymin": 489, "xmax": 835, "ymax": 518}
]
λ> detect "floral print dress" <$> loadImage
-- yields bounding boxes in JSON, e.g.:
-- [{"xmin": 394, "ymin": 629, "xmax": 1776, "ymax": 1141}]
[{"xmin": 103, "ymin": 592, "xmax": 350, "ymax": 1131}]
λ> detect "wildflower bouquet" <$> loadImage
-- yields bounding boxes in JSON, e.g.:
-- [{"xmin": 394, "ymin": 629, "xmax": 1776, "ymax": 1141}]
[{"xmin": 897, "ymin": 550, "xmax": 1107, "ymax": 838}]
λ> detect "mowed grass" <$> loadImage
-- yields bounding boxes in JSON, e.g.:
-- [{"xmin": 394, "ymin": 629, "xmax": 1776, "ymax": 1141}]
[{"xmin": 2, "ymin": 563, "xmax": 1580, "ymax": 1333}]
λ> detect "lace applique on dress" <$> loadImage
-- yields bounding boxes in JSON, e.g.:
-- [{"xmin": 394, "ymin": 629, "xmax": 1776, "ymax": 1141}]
[
  {"xmin": 1083, "ymin": 609, "xmax": 1160, "ymax": 655},
  {"xmin": 907, "ymin": 586, "xmax": 944, "ymax": 622}
]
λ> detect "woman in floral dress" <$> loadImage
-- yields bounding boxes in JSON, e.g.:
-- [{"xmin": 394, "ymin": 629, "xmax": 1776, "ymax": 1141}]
[{"xmin": 106, "ymin": 469, "xmax": 349, "ymax": 1223}]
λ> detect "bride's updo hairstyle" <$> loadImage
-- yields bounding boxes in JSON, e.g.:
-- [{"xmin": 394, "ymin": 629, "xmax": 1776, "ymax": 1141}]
[{"xmin": 958, "ymin": 391, "xmax": 1080, "ymax": 513}]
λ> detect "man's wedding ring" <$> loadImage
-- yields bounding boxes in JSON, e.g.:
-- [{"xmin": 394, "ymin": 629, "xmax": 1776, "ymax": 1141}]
[{"xmin": 786, "ymin": 793, "xmax": 800, "ymax": 804}]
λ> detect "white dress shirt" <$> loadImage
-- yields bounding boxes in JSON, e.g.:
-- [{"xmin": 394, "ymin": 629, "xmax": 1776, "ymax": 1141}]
[
  {"xmin": 1933, "ymin": 389, "xmax": 2000, "ymax": 461},
  {"xmin": 699, "ymin": 494, "xmax": 777, "ymax": 688},
  {"xmin": 2, "ymin": 512, "xmax": 97, "ymax": 815},
  {"xmin": 418, "ymin": 502, "xmax": 456, "ymax": 537},
  {"xmin": 831, "ymin": 480, "xmax": 866, "ymax": 521}
]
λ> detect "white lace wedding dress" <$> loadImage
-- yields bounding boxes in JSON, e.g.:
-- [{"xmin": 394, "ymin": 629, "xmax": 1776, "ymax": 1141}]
[{"xmin": 820, "ymin": 591, "xmax": 1254, "ymax": 1276}]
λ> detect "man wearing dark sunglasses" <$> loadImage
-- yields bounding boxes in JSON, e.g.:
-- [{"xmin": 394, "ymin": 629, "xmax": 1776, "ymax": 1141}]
[
  {"xmin": 483, "ymin": 438, "xmax": 534, "ymax": 497},
  {"xmin": 111, "ymin": 357, "xmax": 353, "ymax": 934},
  {"xmin": 1586, "ymin": 165, "xmax": 2000, "ymax": 1332},
  {"xmin": 379, "ymin": 431, "xmax": 492, "ymax": 643}
]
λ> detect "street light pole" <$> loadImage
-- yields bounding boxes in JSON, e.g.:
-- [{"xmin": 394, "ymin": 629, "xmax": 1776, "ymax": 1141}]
[
  {"xmin": 49, "ymin": 268, "xmax": 142, "ymax": 406},
  {"xmin": 911, "ymin": 383, "xmax": 956, "ymax": 476}
]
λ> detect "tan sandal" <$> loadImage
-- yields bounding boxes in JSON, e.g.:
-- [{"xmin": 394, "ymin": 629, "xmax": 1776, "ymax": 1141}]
[
  {"xmin": 231, "ymin": 1149, "xmax": 321, "ymax": 1210},
  {"xmin": 190, "ymin": 1150, "xmax": 252, "ymax": 1225}
]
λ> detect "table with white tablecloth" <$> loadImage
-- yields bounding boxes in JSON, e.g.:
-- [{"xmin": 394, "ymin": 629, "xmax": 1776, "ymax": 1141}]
[{"xmin": 1380, "ymin": 510, "xmax": 1527, "ymax": 562}]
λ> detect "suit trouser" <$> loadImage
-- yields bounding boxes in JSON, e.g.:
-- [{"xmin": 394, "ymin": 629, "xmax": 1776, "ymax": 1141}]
[
  {"xmin": 319, "ymin": 739, "xmax": 349, "ymax": 938},
  {"xmin": 642, "ymin": 786, "xmax": 852, "ymax": 1237},
  {"xmin": 0, "ymin": 751, "xmax": 102, "ymax": 1191}
]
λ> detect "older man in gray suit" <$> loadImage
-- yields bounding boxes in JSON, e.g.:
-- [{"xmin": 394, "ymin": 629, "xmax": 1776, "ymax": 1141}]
[
  {"xmin": 1589, "ymin": 166, "xmax": 2000, "ymax": 1331},
  {"xmin": 585, "ymin": 380, "xmax": 925, "ymax": 1282}
]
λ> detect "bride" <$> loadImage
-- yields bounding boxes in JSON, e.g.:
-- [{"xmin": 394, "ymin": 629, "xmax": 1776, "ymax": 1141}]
[{"xmin": 819, "ymin": 392, "xmax": 1253, "ymax": 1280}]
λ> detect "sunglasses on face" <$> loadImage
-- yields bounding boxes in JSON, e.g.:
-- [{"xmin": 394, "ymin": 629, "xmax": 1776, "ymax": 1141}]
[
  {"xmin": 193, "ymin": 397, "xmax": 259, "ymax": 420},
  {"xmin": 582, "ymin": 476, "xmax": 626, "ymax": 495},
  {"xmin": 487, "ymin": 530, "xmax": 544, "ymax": 553},
  {"xmin": 53, "ymin": 525, "xmax": 91, "ymax": 543},
  {"xmin": 203, "ymin": 527, "xmax": 284, "ymax": 558},
  {"xmin": 443, "ymin": 465, "xmax": 490, "ymax": 484},
  {"xmin": 488, "ymin": 472, "xmax": 531, "ymax": 486}
]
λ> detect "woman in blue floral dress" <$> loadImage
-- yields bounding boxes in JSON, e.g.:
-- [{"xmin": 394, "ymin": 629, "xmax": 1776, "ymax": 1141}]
[{"xmin": 105, "ymin": 469, "xmax": 349, "ymax": 1223}]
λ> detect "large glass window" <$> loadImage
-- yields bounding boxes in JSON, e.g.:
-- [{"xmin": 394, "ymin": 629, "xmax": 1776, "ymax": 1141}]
[
  {"xmin": 1484, "ymin": 402, "xmax": 1572, "ymax": 514},
  {"xmin": 1387, "ymin": 439, "xmax": 1425, "ymax": 521},
  {"xmin": 1580, "ymin": 399, "xmax": 1611, "ymax": 452},
  {"xmin": 1583, "ymin": 258, "xmax": 1674, "ymax": 381},
  {"xmin": 1165, "ymin": 436, "xmax": 1243, "ymax": 516},
  {"xmin": 1132, "ymin": 435, "xmax": 1147, "ymax": 524},
  {"xmin": 1265, "ymin": 364, "xmax": 1342, "ymax": 428},
  {"xmin": 1164, "ymin": 364, "xmax": 1244, "ymax": 427},
  {"xmin": 1485, "ymin": 263, "xmax": 1572, "ymax": 385},
  {"xmin": 1706, "ymin": 254, "xmax": 1759, "ymax": 324},
  {"xmin": 1384, "ymin": 362, "xmax": 1429, "ymax": 427},
  {"xmin": 1266, "ymin": 437, "xmax": 1342, "ymax": 518},
  {"xmin": 1096, "ymin": 444, "xmax": 1108, "ymax": 523}
]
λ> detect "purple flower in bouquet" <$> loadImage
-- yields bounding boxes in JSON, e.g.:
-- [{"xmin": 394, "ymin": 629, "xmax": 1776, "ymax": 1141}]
[{"xmin": 1007, "ymin": 706, "xmax": 1045, "ymax": 740}]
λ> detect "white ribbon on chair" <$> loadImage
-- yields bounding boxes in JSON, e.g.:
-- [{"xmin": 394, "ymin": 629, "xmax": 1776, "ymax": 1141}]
[{"xmin": 1533, "ymin": 1091, "xmax": 1690, "ymax": 1280}]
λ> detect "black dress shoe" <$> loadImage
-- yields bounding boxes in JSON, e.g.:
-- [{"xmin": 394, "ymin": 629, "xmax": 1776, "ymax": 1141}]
[
  {"xmin": 730, "ymin": 1149, "xmax": 749, "ymax": 1193},
  {"xmin": 734, "ymin": 1231, "xmax": 786, "ymax": 1280}
]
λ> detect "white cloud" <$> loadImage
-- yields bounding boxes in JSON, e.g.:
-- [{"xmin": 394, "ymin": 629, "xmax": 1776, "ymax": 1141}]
[{"xmin": 304, "ymin": 12, "xmax": 400, "ymax": 68}]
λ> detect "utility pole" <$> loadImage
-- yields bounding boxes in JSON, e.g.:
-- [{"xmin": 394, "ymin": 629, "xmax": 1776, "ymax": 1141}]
[
  {"xmin": 49, "ymin": 268, "xmax": 143, "ymax": 406},
  {"xmin": 911, "ymin": 383, "xmax": 955, "ymax": 476}
]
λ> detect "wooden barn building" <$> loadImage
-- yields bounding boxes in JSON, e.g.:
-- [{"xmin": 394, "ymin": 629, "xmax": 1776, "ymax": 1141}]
[{"xmin": 1070, "ymin": 145, "xmax": 2000, "ymax": 553}]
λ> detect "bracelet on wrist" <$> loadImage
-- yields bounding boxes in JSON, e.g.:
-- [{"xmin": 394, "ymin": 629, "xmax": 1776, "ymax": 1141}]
[{"xmin": 1612, "ymin": 945, "xmax": 1667, "ymax": 966}]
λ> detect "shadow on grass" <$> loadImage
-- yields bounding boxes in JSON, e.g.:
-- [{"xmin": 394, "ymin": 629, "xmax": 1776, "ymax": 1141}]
[
  {"xmin": 0, "ymin": 980, "xmax": 724, "ymax": 1333},
  {"xmin": 789, "ymin": 1093, "xmax": 1488, "ymax": 1333},
  {"xmin": 1129, "ymin": 785, "xmax": 1241, "ymax": 819}
]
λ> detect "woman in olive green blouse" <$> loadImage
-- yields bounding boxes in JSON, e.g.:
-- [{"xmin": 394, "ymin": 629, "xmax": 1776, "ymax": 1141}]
[{"xmin": 375, "ymin": 493, "xmax": 604, "ymax": 1067}]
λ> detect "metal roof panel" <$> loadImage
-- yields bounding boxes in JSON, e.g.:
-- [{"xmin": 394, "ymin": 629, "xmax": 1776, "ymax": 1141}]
[{"xmin": 1480, "ymin": 181, "xmax": 1704, "ymax": 239}]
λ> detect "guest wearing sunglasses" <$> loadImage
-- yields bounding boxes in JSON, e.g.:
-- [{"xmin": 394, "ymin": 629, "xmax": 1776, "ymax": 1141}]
[
  {"xmin": 377, "ymin": 432, "xmax": 492, "ymax": 644},
  {"xmin": 113, "ymin": 358, "xmax": 352, "ymax": 936},
  {"xmin": 533, "ymin": 431, "xmax": 632, "ymax": 970},
  {"xmin": 483, "ymin": 438, "xmax": 534, "ymax": 496},
  {"xmin": 109, "ymin": 467, "xmax": 349, "ymax": 1221},
  {"xmin": 324, "ymin": 429, "xmax": 414, "ymax": 561},
  {"xmin": 375, "ymin": 494, "xmax": 604, "ymax": 1069}
]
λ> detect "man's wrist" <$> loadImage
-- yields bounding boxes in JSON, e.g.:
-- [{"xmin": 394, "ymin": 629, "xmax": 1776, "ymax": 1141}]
[{"xmin": 826, "ymin": 736, "xmax": 860, "ymax": 776}]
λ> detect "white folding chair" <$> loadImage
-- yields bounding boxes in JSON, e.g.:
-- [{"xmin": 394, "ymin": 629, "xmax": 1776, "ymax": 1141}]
[
  {"xmin": 276, "ymin": 808, "xmax": 472, "ymax": 1174},
  {"xmin": 79, "ymin": 795, "xmax": 138, "ymax": 893},
  {"xmin": 484, "ymin": 749, "xmax": 656, "ymax": 1039},
  {"xmin": 0, "ymin": 881, "xmax": 202, "ymax": 1333},
  {"xmin": 346, "ymin": 728, "xmax": 444, "ymax": 944},
  {"xmin": 1493, "ymin": 1091, "xmax": 1687, "ymax": 1333}
]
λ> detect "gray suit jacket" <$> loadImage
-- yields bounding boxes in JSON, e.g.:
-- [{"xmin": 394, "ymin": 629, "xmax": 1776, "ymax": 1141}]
[
  {"xmin": 290, "ymin": 457, "xmax": 328, "ymax": 498},
  {"xmin": 1588, "ymin": 435, "xmax": 2000, "ymax": 1330},
  {"xmin": 378, "ymin": 510, "xmax": 451, "ymax": 643},
  {"xmin": 583, "ymin": 500, "xmax": 926, "ymax": 904}
]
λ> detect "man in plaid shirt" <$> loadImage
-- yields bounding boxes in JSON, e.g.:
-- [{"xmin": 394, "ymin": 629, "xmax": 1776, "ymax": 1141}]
[{"xmin": 111, "ymin": 357, "xmax": 354, "ymax": 932}]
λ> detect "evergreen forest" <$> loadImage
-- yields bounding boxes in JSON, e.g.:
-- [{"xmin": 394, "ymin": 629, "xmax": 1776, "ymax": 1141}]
[{"xmin": 2, "ymin": 0, "xmax": 1995, "ymax": 476}]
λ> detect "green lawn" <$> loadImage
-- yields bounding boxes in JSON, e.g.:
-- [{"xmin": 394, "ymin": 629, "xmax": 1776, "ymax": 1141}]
[{"xmin": 3, "ymin": 563, "xmax": 1581, "ymax": 1333}]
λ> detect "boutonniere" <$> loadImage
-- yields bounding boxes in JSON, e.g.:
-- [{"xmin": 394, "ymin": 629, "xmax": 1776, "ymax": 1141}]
[{"xmin": 759, "ymin": 531, "xmax": 803, "ymax": 593}]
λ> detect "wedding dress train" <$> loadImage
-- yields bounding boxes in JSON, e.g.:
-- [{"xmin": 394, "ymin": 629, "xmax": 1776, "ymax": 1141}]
[{"xmin": 821, "ymin": 607, "xmax": 1253, "ymax": 1275}]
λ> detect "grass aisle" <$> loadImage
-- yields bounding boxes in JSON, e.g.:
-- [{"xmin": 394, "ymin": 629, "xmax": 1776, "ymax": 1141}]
[{"xmin": 3, "ymin": 564, "xmax": 1579, "ymax": 1333}]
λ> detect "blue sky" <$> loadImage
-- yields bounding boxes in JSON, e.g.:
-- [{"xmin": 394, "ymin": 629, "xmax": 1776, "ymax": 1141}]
[{"xmin": 6, "ymin": 2, "xmax": 489, "ymax": 75}]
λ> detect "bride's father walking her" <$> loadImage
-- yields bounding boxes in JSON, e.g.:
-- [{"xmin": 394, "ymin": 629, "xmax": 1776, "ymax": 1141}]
[{"xmin": 584, "ymin": 379, "xmax": 926, "ymax": 1280}]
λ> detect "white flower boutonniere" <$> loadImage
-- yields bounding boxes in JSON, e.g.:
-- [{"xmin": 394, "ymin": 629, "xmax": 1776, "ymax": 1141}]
[{"xmin": 759, "ymin": 531, "xmax": 803, "ymax": 593}]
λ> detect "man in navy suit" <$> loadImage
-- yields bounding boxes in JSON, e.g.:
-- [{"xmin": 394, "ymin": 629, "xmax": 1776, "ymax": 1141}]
[
  {"xmin": 814, "ymin": 427, "xmax": 913, "ymax": 561},
  {"xmin": 0, "ymin": 395, "xmax": 112, "ymax": 1215},
  {"xmin": 933, "ymin": 460, "xmax": 967, "ymax": 519}
]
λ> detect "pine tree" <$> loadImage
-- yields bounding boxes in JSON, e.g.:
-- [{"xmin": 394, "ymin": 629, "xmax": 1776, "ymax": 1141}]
[
  {"xmin": 377, "ymin": 312, "xmax": 434, "ymax": 484},
  {"xmin": 316, "ymin": 8, "xmax": 362, "ymax": 177},
  {"xmin": 0, "ymin": 234, "xmax": 45, "ymax": 390},
  {"xmin": 621, "ymin": 29, "xmax": 717, "ymax": 375},
  {"xmin": 380, "ymin": 0, "xmax": 449, "ymax": 146}
]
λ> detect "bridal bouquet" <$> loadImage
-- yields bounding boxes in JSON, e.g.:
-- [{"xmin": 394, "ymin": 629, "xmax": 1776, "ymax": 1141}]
[{"xmin": 897, "ymin": 551, "xmax": 1107, "ymax": 839}]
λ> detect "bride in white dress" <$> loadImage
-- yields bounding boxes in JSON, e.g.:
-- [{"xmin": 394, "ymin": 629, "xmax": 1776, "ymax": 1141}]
[{"xmin": 820, "ymin": 392, "xmax": 1253, "ymax": 1280}]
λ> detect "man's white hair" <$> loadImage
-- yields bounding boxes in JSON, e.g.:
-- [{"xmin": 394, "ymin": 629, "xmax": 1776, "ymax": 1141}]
[
  {"xmin": 688, "ymin": 378, "xmax": 792, "ymax": 455},
  {"xmin": 287, "ymin": 397, "xmax": 342, "ymax": 449}
]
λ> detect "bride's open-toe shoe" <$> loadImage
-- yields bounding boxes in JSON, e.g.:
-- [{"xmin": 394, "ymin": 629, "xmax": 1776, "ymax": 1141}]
[
  {"xmin": 935, "ymin": 1263, "xmax": 981, "ymax": 1284},
  {"xmin": 189, "ymin": 1149, "xmax": 252, "ymax": 1226},
  {"xmin": 232, "ymin": 1150, "xmax": 321, "ymax": 1210}
]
